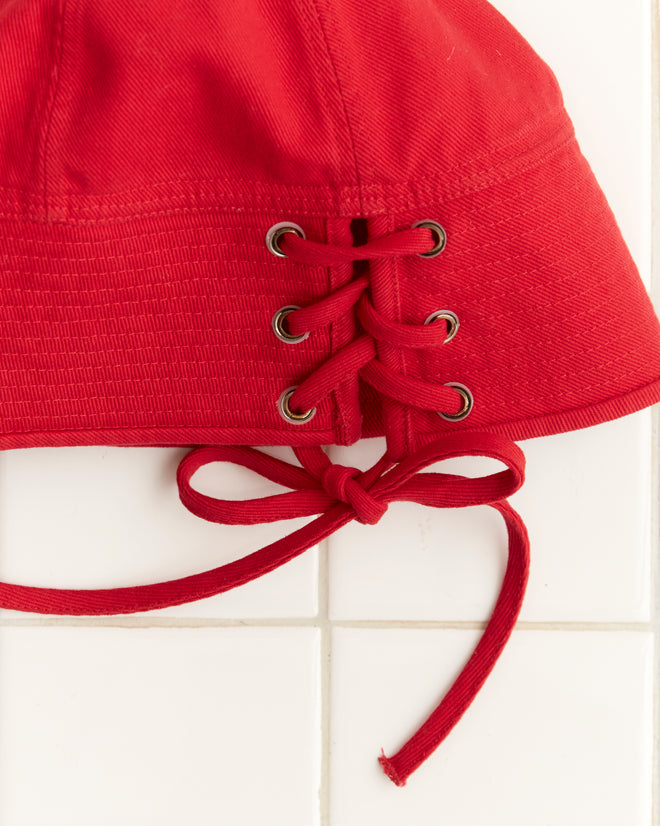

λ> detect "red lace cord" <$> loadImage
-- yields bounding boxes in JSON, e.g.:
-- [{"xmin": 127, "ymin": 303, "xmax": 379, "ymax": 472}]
[
  {"xmin": 278, "ymin": 227, "xmax": 467, "ymax": 418},
  {"xmin": 176, "ymin": 432, "xmax": 529, "ymax": 787},
  {"xmin": 0, "ymin": 224, "xmax": 530, "ymax": 787}
]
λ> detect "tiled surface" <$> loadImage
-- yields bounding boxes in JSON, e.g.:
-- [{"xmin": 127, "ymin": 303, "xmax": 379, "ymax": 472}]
[
  {"xmin": 328, "ymin": 411, "xmax": 652, "ymax": 622},
  {"xmin": 0, "ymin": 1, "xmax": 657, "ymax": 826},
  {"xmin": 330, "ymin": 630, "xmax": 654, "ymax": 826},
  {"xmin": 0, "ymin": 446, "xmax": 318, "ymax": 618},
  {"xmin": 0, "ymin": 627, "xmax": 321, "ymax": 826}
]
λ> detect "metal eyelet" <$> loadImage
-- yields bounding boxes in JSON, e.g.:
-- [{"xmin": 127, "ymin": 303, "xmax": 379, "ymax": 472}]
[
  {"xmin": 272, "ymin": 305, "xmax": 309, "ymax": 344},
  {"xmin": 265, "ymin": 222, "xmax": 306, "ymax": 257},
  {"xmin": 424, "ymin": 310, "xmax": 459, "ymax": 343},
  {"xmin": 411, "ymin": 220, "xmax": 447, "ymax": 257},
  {"xmin": 278, "ymin": 386, "xmax": 317, "ymax": 424},
  {"xmin": 438, "ymin": 382, "xmax": 473, "ymax": 422}
]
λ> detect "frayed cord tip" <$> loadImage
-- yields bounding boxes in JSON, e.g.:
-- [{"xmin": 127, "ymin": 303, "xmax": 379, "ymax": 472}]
[{"xmin": 378, "ymin": 749, "xmax": 407, "ymax": 787}]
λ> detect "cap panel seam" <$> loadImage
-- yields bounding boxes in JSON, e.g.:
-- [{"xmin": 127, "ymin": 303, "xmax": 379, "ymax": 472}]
[
  {"xmin": 0, "ymin": 119, "xmax": 576, "ymax": 222},
  {"xmin": 38, "ymin": 0, "xmax": 70, "ymax": 222},
  {"xmin": 2, "ymin": 106, "xmax": 570, "ymax": 201},
  {"xmin": 305, "ymin": 0, "xmax": 364, "ymax": 213}
]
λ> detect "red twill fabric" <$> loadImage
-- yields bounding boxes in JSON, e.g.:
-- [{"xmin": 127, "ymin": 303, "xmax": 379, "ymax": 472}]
[
  {"xmin": 1, "ymin": 0, "xmax": 659, "ymax": 449},
  {"xmin": 1, "ymin": 0, "xmax": 659, "ymax": 787}
]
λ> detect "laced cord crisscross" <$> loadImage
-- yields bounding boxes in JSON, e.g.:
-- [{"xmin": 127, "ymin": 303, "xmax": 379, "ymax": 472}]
[
  {"xmin": 0, "ymin": 221, "xmax": 531, "ymax": 790},
  {"xmin": 276, "ymin": 226, "xmax": 467, "ymax": 419}
]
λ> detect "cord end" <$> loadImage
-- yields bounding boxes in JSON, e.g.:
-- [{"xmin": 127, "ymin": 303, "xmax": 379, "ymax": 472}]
[{"xmin": 378, "ymin": 749, "xmax": 407, "ymax": 787}]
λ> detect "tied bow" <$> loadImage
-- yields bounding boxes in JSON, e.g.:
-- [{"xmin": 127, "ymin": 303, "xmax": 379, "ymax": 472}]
[
  {"xmin": 0, "ymin": 429, "xmax": 529, "ymax": 787},
  {"xmin": 177, "ymin": 430, "xmax": 530, "ymax": 787},
  {"xmin": 177, "ymin": 431, "xmax": 525, "ymax": 528}
]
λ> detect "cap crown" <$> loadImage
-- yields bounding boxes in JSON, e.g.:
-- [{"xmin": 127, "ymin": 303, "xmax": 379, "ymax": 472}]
[{"xmin": 1, "ymin": 0, "xmax": 564, "ymax": 218}]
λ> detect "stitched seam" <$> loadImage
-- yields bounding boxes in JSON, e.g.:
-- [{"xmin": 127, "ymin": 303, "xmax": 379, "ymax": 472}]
[
  {"xmin": 328, "ymin": 218, "xmax": 357, "ymax": 443},
  {"xmin": 39, "ymin": 0, "xmax": 70, "ymax": 220},
  {"xmin": 0, "ymin": 425, "xmax": 336, "ymax": 439},
  {"xmin": 306, "ymin": 0, "xmax": 364, "ymax": 212},
  {"xmin": 0, "ymin": 117, "xmax": 575, "ymax": 224},
  {"xmin": 0, "ymin": 113, "xmax": 569, "ymax": 202},
  {"xmin": 0, "ymin": 409, "xmax": 329, "ymax": 423},
  {"xmin": 391, "ymin": 215, "xmax": 412, "ymax": 454},
  {"xmin": 0, "ymin": 131, "xmax": 575, "ymax": 223}
]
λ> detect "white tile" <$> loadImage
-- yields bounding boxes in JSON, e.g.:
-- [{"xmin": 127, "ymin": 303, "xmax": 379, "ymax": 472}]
[
  {"xmin": 0, "ymin": 626, "xmax": 320, "ymax": 826},
  {"xmin": 511, "ymin": 413, "xmax": 652, "ymax": 622},
  {"xmin": 0, "ymin": 445, "xmax": 317, "ymax": 618},
  {"xmin": 488, "ymin": 0, "xmax": 651, "ymax": 278},
  {"xmin": 330, "ymin": 628, "xmax": 653, "ymax": 826},
  {"xmin": 328, "ymin": 412, "xmax": 651, "ymax": 622}
]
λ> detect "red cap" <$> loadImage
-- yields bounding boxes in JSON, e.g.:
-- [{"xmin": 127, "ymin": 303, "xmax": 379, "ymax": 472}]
[
  {"xmin": 1, "ymin": 0, "xmax": 658, "ymax": 786},
  {"xmin": 1, "ymin": 0, "xmax": 658, "ymax": 450}
]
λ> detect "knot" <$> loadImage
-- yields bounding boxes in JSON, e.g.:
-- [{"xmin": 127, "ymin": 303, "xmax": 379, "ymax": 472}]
[{"xmin": 321, "ymin": 463, "xmax": 388, "ymax": 525}]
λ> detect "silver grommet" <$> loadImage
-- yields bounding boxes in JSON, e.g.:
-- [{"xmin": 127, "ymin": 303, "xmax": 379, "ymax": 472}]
[
  {"xmin": 265, "ymin": 222, "xmax": 306, "ymax": 257},
  {"xmin": 438, "ymin": 382, "xmax": 473, "ymax": 422},
  {"xmin": 277, "ymin": 386, "xmax": 317, "ymax": 424},
  {"xmin": 411, "ymin": 219, "xmax": 447, "ymax": 257},
  {"xmin": 424, "ymin": 310, "xmax": 460, "ymax": 343},
  {"xmin": 272, "ymin": 305, "xmax": 309, "ymax": 344}
]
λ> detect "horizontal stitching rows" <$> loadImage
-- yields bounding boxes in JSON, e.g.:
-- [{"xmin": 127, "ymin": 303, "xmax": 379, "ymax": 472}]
[
  {"xmin": 0, "ymin": 123, "xmax": 575, "ymax": 223},
  {"xmin": 429, "ymin": 158, "xmax": 581, "ymax": 226},
  {"xmin": 0, "ymin": 290, "xmax": 306, "ymax": 308},
  {"xmin": 0, "ymin": 224, "xmax": 268, "ymax": 248},
  {"xmin": 393, "ymin": 133, "xmax": 575, "ymax": 213},
  {"xmin": 0, "ymin": 205, "xmax": 285, "ymax": 225},
  {"xmin": 0, "ymin": 390, "xmax": 280, "ymax": 406},
  {"xmin": 434, "ymin": 221, "xmax": 612, "ymax": 305},
  {"xmin": 0, "ymin": 346, "xmax": 307, "ymax": 366},
  {"xmin": 481, "ymin": 343, "xmax": 655, "ymax": 408},
  {"xmin": 0, "ymin": 411, "xmax": 298, "ymax": 423},
  {"xmin": 1, "ymin": 240, "xmax": 267, "ymax": 260},
  {"xmin": 441, "ymin": 176, "xmax": 595, "ymax": 245},
  {"xmin": 0, "ymin": 256, "xmax": 283, "ymax": 270},
  {"xmin": 0, "ymin": 359, "xmax": 288, "ymax": 371}
]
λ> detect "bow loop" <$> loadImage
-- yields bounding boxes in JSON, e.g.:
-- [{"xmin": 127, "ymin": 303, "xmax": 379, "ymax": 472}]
[{"xmin": 178, "ymin": 431, "xmax": 526, "ymax": 529}]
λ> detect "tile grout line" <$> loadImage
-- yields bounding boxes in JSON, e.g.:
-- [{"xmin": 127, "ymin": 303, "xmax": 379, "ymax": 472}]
[
  {"xmin": 651, "ymin": 1, "xmax": 660, "ymax": 823},
  {"xmin": 317, "ymin": 538, "xmax": 332, "ymax": 826},
  {"xmin": 0, "ymin": 616, "xmax": 654, "ymax": 631}
]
